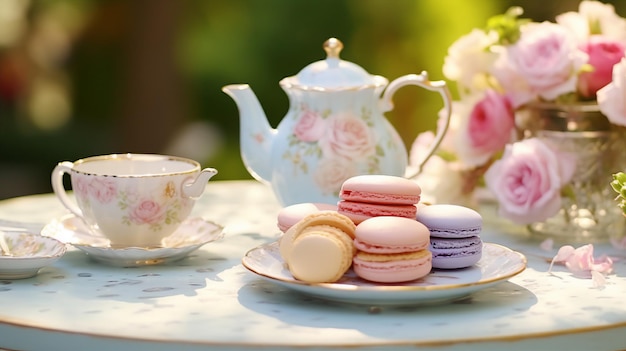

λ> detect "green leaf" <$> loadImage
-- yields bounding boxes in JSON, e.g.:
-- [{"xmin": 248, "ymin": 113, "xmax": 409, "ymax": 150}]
[
  {"xmin": 614, "ymin": 172, "xmax": 626, "ymax": 184},
  {"xmin": 376, "ymin": 144, "xmax": 385, "ymax": 157},
  {"xmin": 610, "ymin": 179, "xmax": 621, "ymax": 193},
  {"xmin": 485, "ymin": 6, "xmax": 530, "ymax": 45}
]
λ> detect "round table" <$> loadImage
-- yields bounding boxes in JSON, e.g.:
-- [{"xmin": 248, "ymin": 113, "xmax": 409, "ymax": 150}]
[{"xmin": 0, "ymin": 180, "xmax": 625, "ymax": 351}]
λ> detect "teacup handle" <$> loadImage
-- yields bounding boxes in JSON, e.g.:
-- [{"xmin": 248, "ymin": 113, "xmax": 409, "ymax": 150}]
[
  {"xmin": 51, "ymin": 161, "xmax": 84, "ymax": 218},
  {"xmin": 380, "ymin": 71, "xmax": 452, "ymax": 179}
]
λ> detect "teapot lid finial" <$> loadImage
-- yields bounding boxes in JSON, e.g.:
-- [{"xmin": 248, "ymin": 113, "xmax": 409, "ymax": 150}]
[
  {"xmin": 323, "ymin": 38, "xmax": 343, "ymax": 60},
  {"xmin": 283, "ymin": 37, "xmax": 382, "ymax": 90}
]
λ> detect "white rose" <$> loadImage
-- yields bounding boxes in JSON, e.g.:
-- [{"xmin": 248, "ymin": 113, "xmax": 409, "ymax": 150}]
[
  {"xmin": 556, "ymin": 1, "xmax": 626, "ymax": 44},
  {"xmin": 413, "ymin": 155, "xmax": 472, "ymax": 206},
  {"xmin": 442, "ymin": 29, "xmax": 499, "ymax": 91},
  {"xmin": 598, "ymin": 57, "xmax": 626, "ymax": 126}
]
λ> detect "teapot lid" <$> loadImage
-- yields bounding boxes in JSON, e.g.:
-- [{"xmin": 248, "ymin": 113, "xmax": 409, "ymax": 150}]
[{"xmin": 282, "ymin": 38, "xmax": 384, "ymax": 90}]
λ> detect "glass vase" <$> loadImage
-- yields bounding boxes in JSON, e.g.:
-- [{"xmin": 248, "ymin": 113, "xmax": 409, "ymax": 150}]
[{"xmin": 519, "ymin": 102, "xmax": 626, "ymax": 243}]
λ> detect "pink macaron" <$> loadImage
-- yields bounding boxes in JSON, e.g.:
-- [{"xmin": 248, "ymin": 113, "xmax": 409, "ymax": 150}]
[
  {"xmin": 352, "ymin": 216, "xmax": 432, "ymax": 283},
  {"xmin": 338, "ymin": 175, "xmax": 421, "ymax": 224},
  {"xmin": 340, "ymin": 175, "xmax": 421, "ymax": 205},
  {"xmin": 277, "ymin": 202, "xmax": 338, "ymax": 232},
  {"xmin": 337, "ymin": 201, "xmax": 417, "ymax": 224},
  {"xmin": 416, "ymin": 204, "xmax": 483, "ymax": 269}
]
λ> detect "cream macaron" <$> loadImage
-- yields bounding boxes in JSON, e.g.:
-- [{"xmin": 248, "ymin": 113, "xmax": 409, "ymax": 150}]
[{"xmin": 279, "ymin": 211, "xmax": 356, "ymax": 283}]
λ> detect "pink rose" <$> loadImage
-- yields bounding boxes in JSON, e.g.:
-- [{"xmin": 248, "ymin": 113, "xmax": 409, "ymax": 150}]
[
  {"xmin": 318, "ymin": 113, "xmax": 376, "ymax": 160},
  {"xmin": 484, "ymin": 138, "xmax": 575, "ymax": 224},
  {"xmin": 88, "ymin": 177, "xmax": 117, "ymax": 204},
  {"xmin": 577, "ymin": 36, "xmax": 625, "ymax": 98},
  {"xmin": 497, "ymin": 22, "xmax": 588, "ymax": 102},
  {"xmin": 129, "ymin": 199, "xmax": 166, "ymax": 225},
  {"xmin": 438, "ymin": 92, "xmax": 514, "ymax": 169},
  {"xmin": 294, "ymin": 110, "xmax": 325, "ymax": 142},
  {"xmin": 72, "ymin": 175, "xmax": 91, "ymax": 199},
  {"xmin": 598, "ymin": 57, "xmax": 626, "ymax": 126},
  {"xmin": 466, "ymin": 90, "xmax": 515, "ymax": 156}
]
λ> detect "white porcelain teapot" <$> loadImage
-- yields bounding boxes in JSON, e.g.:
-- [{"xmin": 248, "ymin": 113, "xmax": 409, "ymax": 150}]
[{"xmin": 223, "ymin": 38, "xmax": 451, "ymax": 206}]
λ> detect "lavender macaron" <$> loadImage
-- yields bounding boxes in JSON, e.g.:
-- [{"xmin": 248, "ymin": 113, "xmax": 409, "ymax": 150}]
[{"xmin": 416, "ymin": 204, "xmax": 483, "ymax": 269}]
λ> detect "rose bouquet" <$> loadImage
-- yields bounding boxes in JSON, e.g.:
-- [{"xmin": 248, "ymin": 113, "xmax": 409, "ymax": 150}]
[{"xmin": 411, "ymin": 1, "xmax": 626, "ymax": 225}]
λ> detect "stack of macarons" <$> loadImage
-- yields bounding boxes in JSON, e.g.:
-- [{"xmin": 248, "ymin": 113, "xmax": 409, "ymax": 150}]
[
  {"xmin": 274, "ymin": 176, "xmax": 483, "ymax": 284},
  {"xmin": 352, "ymin": 216, "xmax": 432, "ymax": 283},
  {"xmin": 338, "ymin": 175, "xmax": 421, "ymax": 224},
  {"xmin": 416, "ymin": 204, "xmax": 483, "ymax": 269},
  {"xmin": 279, "ymin": 211, "xmax": 356, "ymax": 283}
]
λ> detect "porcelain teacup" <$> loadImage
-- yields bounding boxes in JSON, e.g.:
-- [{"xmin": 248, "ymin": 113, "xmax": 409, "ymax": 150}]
[{"xmin": 51, "ymin": 153, "xmax": 218, "ymax": 248}]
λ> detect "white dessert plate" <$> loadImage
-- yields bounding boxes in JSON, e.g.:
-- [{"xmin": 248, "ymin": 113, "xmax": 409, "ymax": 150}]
[
  {"xmin": 242, "ymin": 241, "xmax": 526, "ymax": 306},
  {"xmin": 0, "ymin": 232, "xmax": 67, "ymax": 279},
  {"xmin": 41, "ymin": 215, "xmax": 224, "ymax": 267}
]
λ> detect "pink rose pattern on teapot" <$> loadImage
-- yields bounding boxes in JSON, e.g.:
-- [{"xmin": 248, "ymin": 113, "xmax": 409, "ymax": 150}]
[
  {"xmin": 284, "ymin": 103, "xmax": 387, "ymax": 196},
  {"xmin": 72, "ymin": 175, "xmax": 188, "ymax": 231}
]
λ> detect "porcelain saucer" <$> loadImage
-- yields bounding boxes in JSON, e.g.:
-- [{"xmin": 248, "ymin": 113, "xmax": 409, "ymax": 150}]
[
  {"xmin": 41, "ymin": 215, "xmax": 224, "ymax": 267},
  {"xmin": 242, "ymin": 241, "xmax": 527, "ymax": 306},
  {"xmin": 0, "ymin": 231, "xmax": 67, "ymax": 279}
]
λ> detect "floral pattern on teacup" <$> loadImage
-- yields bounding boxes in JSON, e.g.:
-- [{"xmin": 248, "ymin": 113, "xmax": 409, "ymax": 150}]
[
  {"xmin": 119, "ymin": 181, "xmax": 185, "ymax": 230},
  {"xmin": 73, "ymin": 176, "xmax": 187, "ymax": 231},
  {"xmin": 126, "ymin": 199, "xmax": 167, "ymax": 225},
  {"xmin": 284, "ymin": 103, "xmax": 387, "ymax": 196},
  {"xmin": 73, "ymin": 176, "xmax": 118, "ymax": 206}
]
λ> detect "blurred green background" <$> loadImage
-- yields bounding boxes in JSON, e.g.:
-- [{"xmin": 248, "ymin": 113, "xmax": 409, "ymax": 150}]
[{"xmin": 0, "ymin": 0, "xmax": 623, "ymax": 199}]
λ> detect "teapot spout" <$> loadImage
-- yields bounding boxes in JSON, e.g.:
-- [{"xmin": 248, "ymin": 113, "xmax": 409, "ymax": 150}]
[
  {"xmin": 222, "ymin": 84, "xmax": 276, "ymax": 184},
  {"xmin": 182, "ymin": 167, "xmax": 218, "ymax": 198}
]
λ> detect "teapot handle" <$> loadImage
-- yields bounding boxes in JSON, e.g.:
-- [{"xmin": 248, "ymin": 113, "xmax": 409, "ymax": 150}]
[{"xmin": 380, "ymin": 71, "xmax": 452, "ymax": 179}]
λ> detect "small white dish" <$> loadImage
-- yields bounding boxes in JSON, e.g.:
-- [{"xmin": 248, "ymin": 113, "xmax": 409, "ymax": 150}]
[
  {"xmin": 0, "ymin": 232, "xmax": 67, "ymax": 279},
  {"xmin": 41, "ymin": 215, "xmax": 224, "ymax": 267},
  {"xmin": 242, "ymin": 241, "xmax": 526, "ymax": 306}
]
